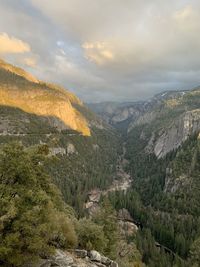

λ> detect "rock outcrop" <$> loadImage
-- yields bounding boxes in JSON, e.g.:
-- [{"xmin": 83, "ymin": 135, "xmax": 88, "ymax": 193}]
[
  {"xmin": 49, "ymin": 147, "xmax": 66, "ymax": 156},
  {"xmin": 88, "ymin": 102, "xmax": 145, "ymax": 127},
  {"xmin": 118, "ymin": 209, "xmax": 138, "ymax": 237},
  {"xmin": 147, "ymin": 109, "xmax": 200, "ymax": 158},
  {"xmin": 28, "ymin": 249, "xmax": 118, "ymax": 267},
  {"xmin": 0, "ymin": 59, "xmax": 90, "ymax": 136}
]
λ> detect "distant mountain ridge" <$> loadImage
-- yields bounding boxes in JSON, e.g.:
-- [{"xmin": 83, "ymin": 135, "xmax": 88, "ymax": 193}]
[{"xmin": 89, "ymin": 87, "xmax": 200, "ymax": 157}]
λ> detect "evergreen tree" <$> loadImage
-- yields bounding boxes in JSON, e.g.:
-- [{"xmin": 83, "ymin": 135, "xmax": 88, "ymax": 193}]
[
  {"xmin": 93, "ymin": 198, "xmax": 119, "ymax": 259},
  {"xmin": 0, "ymin": 143, "xmax": 77, "ymax": 266}
]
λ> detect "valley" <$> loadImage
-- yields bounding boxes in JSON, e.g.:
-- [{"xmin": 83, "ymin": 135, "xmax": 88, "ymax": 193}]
[
  {"xmin": 85, "ymin": 142, "xmax": 132, "ymax": 215},
  {"xmin": 0, "ymin": 59, "xmax": 200, "ymax": 267}
]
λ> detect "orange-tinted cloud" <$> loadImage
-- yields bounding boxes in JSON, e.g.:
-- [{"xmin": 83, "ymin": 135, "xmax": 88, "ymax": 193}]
[
  {"xmin": 23, "ymin": 57, "xmax": 37, "ymax": 67},
  {"xmin": 82, "ymin": 42, "xmax": 114, "ymax": 65},
  {"xmin": 0, "ymin": 33, "xmax": 30, "ymax": 54}
]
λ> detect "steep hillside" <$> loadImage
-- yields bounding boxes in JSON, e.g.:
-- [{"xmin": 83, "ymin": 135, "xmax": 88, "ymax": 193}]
[
  {"xmin": 0, "ymin": 143, "xmax": 144, "ymax": 267},
  {"xmin": 0, "ymin": 59, "xmax": 120, "ymax": 215},
  {"xmin": 128, "ymin": 88, "xmax": 200, "ymax": 158},
  {"xmin": 0, "ymin": 59, "xmax": 90, "ymax": 136},
  {"xmin": 91, "ymin": 88, "xmax": 200, "ymax": 266},
  {"xmin": 1, "ymin": 58, "xmax": 200, "ymax": 267},
  {"xmin": 119, "ymin": 88, "xmax": 200, "ymax": 266},
  {"xmin": 88, "ymin": 101, "xmax": 146, "ymax": 132}
]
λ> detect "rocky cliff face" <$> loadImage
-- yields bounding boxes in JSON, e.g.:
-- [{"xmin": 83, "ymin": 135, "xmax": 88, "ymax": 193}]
[
  {"xmin": 25, "ymin": 249, "xmax": 118, "ymax": 267},
  {"xmin": 145, "ymin": 109, "xmax": 200, "ymax": 158},
  {"xmin": 88, "ymin": 102, "xmax": 145, "ymax": 128},
  {"xmin": 88, "ymin": 90, "xmax": 191, "ymax": 132},
  {"xmin": 0, "ymin": 59, "xmax": 39, "ymax": 83},
  {"xmin": 0, "ymin": 59, "xmax": 121, "ymax": 217},
  {"xmin": 126, "ymin": 88, "xmax": 200, "ymax": 158},
  {"xmin": 0, "ymin": 59, "xmax": 90, "ymax": 135}
]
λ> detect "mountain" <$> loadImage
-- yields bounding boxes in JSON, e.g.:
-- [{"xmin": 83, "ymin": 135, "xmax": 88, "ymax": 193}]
[
  {"xmin": 0, "ymin": 59, "xmax": 120, "ymax": 215},
  {"xmin": 104, "ymin": 88, "xmax": 200, "ymax": 266},
  {"xmin": 1, "ymin": 58, "xmax": 200, "ymax": 267},
  {"xmin": 89, "ymin": 88, "xmax": 200, "ymax": 266},
  {"xmin": 127, "ymin": 87, "xmax": 200, "ymax": 158},
  {"xmin": 88, "ymin": 89, "xmax": 193, "ymax": 133},
  {"xmin": 0, "ymin": 60, "xmax": 145, "ymax": 266},
  {"xmin": 88, "ymin": 101, "xmax": 146, "ymax": 131},
  {"xmin": 0, "ymin": 59, "xmax": 90, "ymax": 136}
]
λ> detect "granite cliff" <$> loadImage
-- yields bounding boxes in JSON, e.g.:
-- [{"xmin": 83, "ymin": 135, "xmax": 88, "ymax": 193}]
[{"xmin": 0, "ymin": 59, "xmax": 90, "ymax": 136}]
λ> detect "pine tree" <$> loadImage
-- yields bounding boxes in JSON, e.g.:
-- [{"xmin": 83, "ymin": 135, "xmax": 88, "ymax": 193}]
[
  {"xmin": 0, "ymin": 143, "xmax": 77, "ymax": 266},
  {"xmin": 93, "ymin": 198, "xmax": 119, "ymax": 259}
]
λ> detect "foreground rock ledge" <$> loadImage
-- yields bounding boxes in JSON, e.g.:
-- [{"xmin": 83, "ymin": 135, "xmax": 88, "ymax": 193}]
[{"xmin": 25, "ymin": 249, "xmax": 118, "ymax": 267}]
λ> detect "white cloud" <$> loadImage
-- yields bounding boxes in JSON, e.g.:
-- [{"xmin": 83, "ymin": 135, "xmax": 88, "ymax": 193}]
[{"xmin": 2, "ymin": 0, "xmax": 200, "ymax": 101}]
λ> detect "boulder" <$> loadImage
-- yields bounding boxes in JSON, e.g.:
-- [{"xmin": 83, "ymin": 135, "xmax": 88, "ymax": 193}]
[
  {"xmin": 75, "ymin": 249, "xmax": 87, "ymax": 258},
  {"xmin": 89, "ymin": 250, "xmax": 102, "ymax": 262},
  {"xmin": 51, "ymin": 250, "xmax": 74, "ymax": 266},
  {"xmin": 100, "ymin": 256, "xmax": 111, "ymax": 266},
  {"xmin": 110, "ymin": 261, "xmax": 118, "ymax": 267},
  {"xmin": 67, "ymin": 143, "xmax": 76, "ymax": 155},
  {"xmin": 95, "ymin": 263, "xmax": 106, "ymax": 267}
]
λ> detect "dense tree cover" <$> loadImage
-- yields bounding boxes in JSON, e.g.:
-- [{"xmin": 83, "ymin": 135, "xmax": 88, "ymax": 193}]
[
  {"xmin": 109, "ymin": 128, "xmax": 200, "ymax": 266},
  {"xmin": 0, "ymin": 104, "xmax": 121, "ymax": 216},
  {"xmin": 0, "ymin": 62, "xmax": 121, "ymax": 217},
  {"xmin": 190, "ymin": 237, "xmax": 200, "ymax": 266},
  {"xmin": 0, "ymin": 143, "xmax": 77, "ymax": 266},
  {"xmin": 44, "ymin": 127, "xmax": 120, "ymax": 216},
  {"xmin": 93, "ymin": 199, "xmax": 119, "ymax": 259},
  {"xmin": 0, "ymin": 143, "xmax": 135, "ymax": 267},
  {"xmin": 77, "ymin": 218, "xmax": 107, "ymax": 252},
  {"xmin": 77, "ymin": 198, "xmax": 144, "ymax": 267}
]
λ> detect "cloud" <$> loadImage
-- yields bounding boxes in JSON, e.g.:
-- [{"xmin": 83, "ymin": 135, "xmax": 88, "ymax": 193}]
[
  {"xmin": 174, "ymin": 5, "xmax": 194, "ymax": 21},
  {"xmin": 23, "ymin": 56, "xmax": 37, "ymax": 67},
  {"xmin": 0, "ymin": 32, "xmax": 30, "ymax": 54},
  {"xmin": 1, "ymin": 0, "xmax": 200, "ymax": 102},
  {"xmin": 82, "ymin": 42, "xmax": 114, "ymax": 65}
]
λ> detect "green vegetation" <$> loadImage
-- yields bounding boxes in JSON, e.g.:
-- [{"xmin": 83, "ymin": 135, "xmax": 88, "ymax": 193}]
[
  {"xmin": 1, "ymin": 59, "xmax": 200, "ymax": 267},
  {"xmin": 0, "ymin": 143, "xmax": 128, "ymax": 267},
  {"xmin": 77, "ymin": 218, "xmax": 107, "ymax": 252},
  {"xmin": 108, "ymin": 125, "xmax": 200, "ymax": 266},
  {"xmin": 0, "ymin": 104, "xmax": 120, "ymax": 216},
  {"xmin": 0, "ymin": 143, "xmax": 77, "ymax": 266}
]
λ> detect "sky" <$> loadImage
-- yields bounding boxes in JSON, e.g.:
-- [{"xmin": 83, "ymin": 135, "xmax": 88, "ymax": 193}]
[{"xmin": 0, "ymin": 0, "xmax": 200, "ymax": 102}]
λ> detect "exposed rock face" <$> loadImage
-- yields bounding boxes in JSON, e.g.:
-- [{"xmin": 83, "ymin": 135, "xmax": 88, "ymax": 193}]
[
  {"xmin": 118, "ymin": 209, "xmax": 138, "ymax": 236},
  {"xmin": 89, "ymin": 91, "xmax": 190, "ymax": 132},
  {"xmin": 118, "ymin": 209, "xmax": 134, "ymax": 222},
  {"xmin": 164, "ymin": 173, "xmax": 189, "ymax": 193},
  {"xmin": 85, "ymin": 143, "xmax": 132, "ymax": 216},
  {"xmin": 0, "ymin": 59, "xmax": 39, "ymax": 83},
  {"xmin": 153, "ymin": 110, "xmax": 200, "ymax": 158},
  {"xmin": 67, "ymin": 143, "xmax": 76, "ymax": 155},
  {"xmin": 0, "ymin": 59, "xmax": 90, "ymax": 136},
  {"xmin": 85, "ymin": 190, "xmax": 101, "ymax": 215},
  {"xmin": 88, "ymin": 190, "xmax": 101, "ymax": 203},
  {"xmin": 111, "ymin": 107, "xmax": 141, "ymax": 124},
  {"xmin": 89, "ymin": 250, "xmax": 102, "ymax": 262},
  {"xmin": 92, "ymin": 144, "xmax": 99, "ymax": 151},
  {"xmin": 128, "ymin": 110, "xmax": 157, "ymax": 132},
  {"xmin": 29, "ymin": 249, "xmax": 118, "ymax": 267},
  {"xmin": 49, "ymin": 147, "xmax": 66, "ymax": 156},
  {"xmin": 88, "ymin": 102, "xmax": 145, "ymax": 128},
  {"xmin": 164, "ymin": 158, "xmax": 192, "ymax": 193}
]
